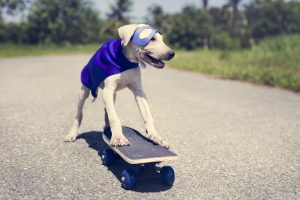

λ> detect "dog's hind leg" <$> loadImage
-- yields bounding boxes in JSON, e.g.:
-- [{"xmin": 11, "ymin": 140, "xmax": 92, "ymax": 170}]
[{"xmin": 64, "ymin": 85, "xmax": 89, "ymax": 142}]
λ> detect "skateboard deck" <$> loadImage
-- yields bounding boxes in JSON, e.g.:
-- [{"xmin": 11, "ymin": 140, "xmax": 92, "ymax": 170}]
[{"xmin": 103, "ymin": 126, "xmax": 178, "ymax": 164}]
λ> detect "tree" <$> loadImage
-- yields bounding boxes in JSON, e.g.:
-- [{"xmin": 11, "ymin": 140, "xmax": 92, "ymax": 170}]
[
  {"xmin": 209, "ymin": 7, "xmax": 240, "ymax": 49},
  {"xmin": 227, "ymin": 0, "xmax": 243, "ymax": 37},
  {"xmin": 202, "ymin": 0, "xmax": 208, "ymax": 10},
  {"xmin": 146, "ymin": 4, "xmax": 168, "ymax": 32},
  {"xmin": 27, "ymin": 0, "xmax": 102, "ymax": 44},
  {"xmin": 107, "ymin": 0, "xmax": 133, "ymax": 24},
  {"xmin": 100, "ymin": 0, "xmax": 133, "ymax": 42},
  {"xmin": 209, "ymin": 7, "xmax": 231, "ymax": 33},
  {"xmin": 167, "ymin": 6, "xmax": 213, "ymax": 50},
  {"xmin": 0, "ymin": 0, "xmax": 28, "ymax": 16},
  {"xmin": 202, "ymin": 0, "xmax": 209, "ymax": 48},
  {"xmin": 0, "ymin": 0, "xmax": 29, "ymax": 42},
  {"xmin": 245, "ymin": 0, "xmax": 300, "ymax": 40}
]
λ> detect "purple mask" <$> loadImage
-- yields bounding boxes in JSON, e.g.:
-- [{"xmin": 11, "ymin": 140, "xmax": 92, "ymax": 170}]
[{"xmin": 131, "ymin": 26, "xmax": 158, "ymax": 46}]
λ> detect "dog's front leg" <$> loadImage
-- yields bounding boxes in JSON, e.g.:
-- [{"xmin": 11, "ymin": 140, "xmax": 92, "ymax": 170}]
[
  {"xmin": 129, "ymin": 85, "xmax": 170, "ymax": 148},
  {"xmin": 103, "ymin": 92, "xmax": 116, "ymax": 129},
  {"xmin": 102, "ymin": 84, "xmax": 129, "ymax": 146}
]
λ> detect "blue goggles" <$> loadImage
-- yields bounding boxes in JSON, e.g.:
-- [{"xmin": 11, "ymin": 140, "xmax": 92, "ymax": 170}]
[{"xmin": 131, "ymin": 26, "xmax": 158, "ymax": 46}]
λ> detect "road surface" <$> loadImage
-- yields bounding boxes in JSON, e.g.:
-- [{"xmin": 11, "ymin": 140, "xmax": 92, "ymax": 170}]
[{"xmin": 0, "ymin": 55, "xmax": 299, "ymax": 199}]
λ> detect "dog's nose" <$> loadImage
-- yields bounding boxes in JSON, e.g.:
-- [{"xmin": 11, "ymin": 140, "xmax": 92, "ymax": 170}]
[{"xmin": 168, "ymin": 51, "xmax": 175, "ymax": 60}]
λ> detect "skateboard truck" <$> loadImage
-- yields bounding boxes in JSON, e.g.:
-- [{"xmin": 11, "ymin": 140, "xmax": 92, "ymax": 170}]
[{"xmin": 102, "ymin": 126, "xmax": 178, "ymax": 190}]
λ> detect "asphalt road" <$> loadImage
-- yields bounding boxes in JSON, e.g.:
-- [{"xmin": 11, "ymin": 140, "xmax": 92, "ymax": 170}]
[{"xmin": 0, "ymin": 55, "xmax": 299, "ymax": 200}]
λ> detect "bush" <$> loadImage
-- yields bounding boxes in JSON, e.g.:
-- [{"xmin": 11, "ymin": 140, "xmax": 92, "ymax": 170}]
[
  {"xmin": 210, "ymin": 31, "xmax": 239, "ymax": 50},
  {"xmin": 1, "ymin": 23, "xmax": 29, "ymax": 44},
  {"xmin": 251, "ymin": 34, "xmax": 300, "ymax": 69},
  {"xmin": 169, "ymin": 34, "xmax": 300, "ymax": 91}
]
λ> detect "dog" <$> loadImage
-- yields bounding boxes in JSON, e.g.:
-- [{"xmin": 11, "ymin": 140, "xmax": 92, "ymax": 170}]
[{"xmin": 64, "ymin": 24, "xmax": 175, "ymax": 148}]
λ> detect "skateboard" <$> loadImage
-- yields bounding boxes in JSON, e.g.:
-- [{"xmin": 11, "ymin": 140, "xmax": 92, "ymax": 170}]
[{"xmin": 102, "ymin": 126, "xmax": 178, "ymax": 189}]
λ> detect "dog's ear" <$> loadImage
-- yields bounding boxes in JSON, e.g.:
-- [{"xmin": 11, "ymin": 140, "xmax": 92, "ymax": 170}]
[{"xmin": 118, "ymin": 24, "xmax": 139, "ymax": 46}]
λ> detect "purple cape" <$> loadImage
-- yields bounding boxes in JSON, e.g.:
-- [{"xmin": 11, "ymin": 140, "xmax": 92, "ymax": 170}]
[{"xmin": 81, "ymin": 39, "xmax": 139, "ymax": 97}]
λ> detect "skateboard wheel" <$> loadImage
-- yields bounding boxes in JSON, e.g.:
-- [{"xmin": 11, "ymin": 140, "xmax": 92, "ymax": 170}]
[
  {"xmin": 101, "ymin": 149, "xmax": 114, "ymax": 166},
  {"xmin": 121, "ymin": 169, "xmax": 136, "ymax": 189},
  {"xmin": 160, "ymin": 166, "xmax": 175, "ymax": 186}
]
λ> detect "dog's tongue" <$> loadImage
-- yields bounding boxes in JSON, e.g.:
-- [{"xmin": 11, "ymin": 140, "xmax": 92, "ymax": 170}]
[
  {"xmin": 154, "ymin": 62, "xmax": 165, "ymax": 69},
  {"xmin": 153, "ymin": 59, "xmax": 165, "ymax": 68}
]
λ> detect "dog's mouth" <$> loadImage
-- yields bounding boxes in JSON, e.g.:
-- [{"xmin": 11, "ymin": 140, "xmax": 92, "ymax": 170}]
[{"xmin": 144, "ymin": 54, "xmax": 165, "ymax": 69}]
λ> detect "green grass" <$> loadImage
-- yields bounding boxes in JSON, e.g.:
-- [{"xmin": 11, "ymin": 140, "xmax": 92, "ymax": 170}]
[
  {"xmin": 1, "ymin": 35, "xmax": 300, "ymax": 91},
  {"xmin": 0, "ymin": 43, "xmax": 100, "ymax": 57},
  {"xmin": 169, "ymin": 35, "xmax": 300, "ymax": 92}
]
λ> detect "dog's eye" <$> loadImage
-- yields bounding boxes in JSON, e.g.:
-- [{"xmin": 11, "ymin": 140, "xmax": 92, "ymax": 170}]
[{"xmin": 151, "ymin": 37, "xmax": 156, "ymax": 41}]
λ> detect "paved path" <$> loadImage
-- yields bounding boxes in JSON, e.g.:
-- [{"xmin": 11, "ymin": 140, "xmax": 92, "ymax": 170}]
[{"xmin": 0, "ymin": 55, "xmax": 299, "ymax": 199}]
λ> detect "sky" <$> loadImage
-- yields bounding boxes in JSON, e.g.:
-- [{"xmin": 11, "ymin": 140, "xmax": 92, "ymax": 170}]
[{"xmin": 92, "ymin": 0, "xmax": 252, "ymax": 21}]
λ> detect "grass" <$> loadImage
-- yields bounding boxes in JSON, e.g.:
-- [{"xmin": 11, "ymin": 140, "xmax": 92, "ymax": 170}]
[
  {"xmin": 0, "ymin": 43, "xmax": 100, "ymax": 57},
  {"xmin": 169, "ymin": 35, "xmax": 300, "ymax": 92},
  {"xmin": 1, "ymin": 35, "xmax": 299, "ymax": 91}
]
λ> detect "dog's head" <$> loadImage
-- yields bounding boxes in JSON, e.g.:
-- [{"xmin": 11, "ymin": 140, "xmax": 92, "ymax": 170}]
[{"xmin": 118, "ymin": 24, "xmax": 175, "ymax": 69}]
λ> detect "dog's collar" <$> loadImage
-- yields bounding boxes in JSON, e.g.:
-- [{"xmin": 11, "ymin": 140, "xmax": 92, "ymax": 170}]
[{"xmin": 131, "ymin": 26, "xmax": 158, "ymax": 46}]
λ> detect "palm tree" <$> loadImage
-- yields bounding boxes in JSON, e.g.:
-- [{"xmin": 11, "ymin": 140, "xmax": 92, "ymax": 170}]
[
  {"xmin": 147, "ymin": 5, "xmax": 167, "ymax": 31},
  {"xmin": 202, "ymin": 0, "xmax": 208, "ymax": 10},
  {"xmin": 202, "ymin": 0, "xmax": 209, "ymax": 49},
  {"xmin": 107, "ymin": 0, "xmax": 133, "ymax": 24},
  {"xmin": 229, "ymin": 0, "xmax": 242, "ymax": 36}
]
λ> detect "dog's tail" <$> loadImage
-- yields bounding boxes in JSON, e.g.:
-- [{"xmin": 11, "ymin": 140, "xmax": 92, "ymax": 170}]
[{"xmin": 91, "ymin": 87, "xmax": 98, "ymax": 103}]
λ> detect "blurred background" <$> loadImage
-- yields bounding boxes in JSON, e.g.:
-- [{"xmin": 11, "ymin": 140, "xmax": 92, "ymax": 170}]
[
  {"xmin": 0, "ymin": 0, "xmax": 300, "ymax": 91},
  {"xmin": 1, "ymin": 2, "xmax": 300, "ymax": 198}
]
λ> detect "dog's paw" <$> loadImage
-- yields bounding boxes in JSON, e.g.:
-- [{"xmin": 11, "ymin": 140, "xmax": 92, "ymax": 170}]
[
  {"xmin": 110, "ymin": 135, "xmax": 130, "ymax": 146},
  {"xmin": 64, "ymin": 134, "xmax": 77, "ymax": 142},
  {"xmin": 149, "ymin": 134, "xmax": 170, "ymax": 148}
]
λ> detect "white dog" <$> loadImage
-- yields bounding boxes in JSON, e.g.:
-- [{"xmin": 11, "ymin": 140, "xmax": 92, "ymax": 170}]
[{"xmin": 64, "ymin": 24, "xmax": 175, "ymax": 148}]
